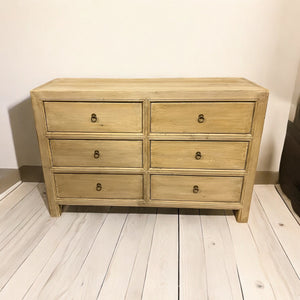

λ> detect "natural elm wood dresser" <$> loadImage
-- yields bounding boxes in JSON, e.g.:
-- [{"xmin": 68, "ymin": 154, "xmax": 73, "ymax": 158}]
[{"xmin": 31, "ymin": 78, "xmax": 268, "ymax": 222}]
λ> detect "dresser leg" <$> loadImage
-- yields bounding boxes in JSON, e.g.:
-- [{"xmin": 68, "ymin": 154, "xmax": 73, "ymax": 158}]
[
  {"xmin": 234, "ymin": 208, "xmax": 249, "ymax": 223},
  {"xmin": 48, "ymin": 203, "xmax": 62, "ymax": 217}
]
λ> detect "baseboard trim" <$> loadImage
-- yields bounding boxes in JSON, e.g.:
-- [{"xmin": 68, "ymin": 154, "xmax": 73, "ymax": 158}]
[
  {"xmin": 19, "ymin": 165, "xmax": 44, "ymax": 182},
  {"xmin": 254, "ymin": 171, "xmax": 278, "ymax": 184},
  {"xmin": 0, "ymin": 168, "xmax": 21, "ymax": 194},
  {"xmin": 17, "ymin": 166, "xmax": 278, "ymax": 185},
  {"xmin": 0, "ymin": 181, "xmax": 22, "ymax": 201}
]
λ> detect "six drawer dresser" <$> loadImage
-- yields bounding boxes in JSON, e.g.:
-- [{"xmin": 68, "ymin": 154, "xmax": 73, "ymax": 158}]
[{"xmin": 31, "ymin": 78, "xmax": 268, "ymax": 222}]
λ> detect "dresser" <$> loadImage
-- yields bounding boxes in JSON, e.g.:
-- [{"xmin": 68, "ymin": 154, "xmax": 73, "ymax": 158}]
[{"xmin": 31, "ymin": 78, "xmax": 268, "ymax": 222}]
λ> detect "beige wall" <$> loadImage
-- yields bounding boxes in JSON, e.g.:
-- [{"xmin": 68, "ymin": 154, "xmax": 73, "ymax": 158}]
[{"xmin": 1, "ymin": 0, "xmax": 300, "ymax": 171}]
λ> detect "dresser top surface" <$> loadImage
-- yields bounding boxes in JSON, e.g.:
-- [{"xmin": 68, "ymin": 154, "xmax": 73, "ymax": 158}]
[
  {"xmin": 31, "ymin": 78, "xmax": 268, "ymax": 101},
  {"xmin": 32, "ymin": 78, "xmax": 266, "ymax": 92}
]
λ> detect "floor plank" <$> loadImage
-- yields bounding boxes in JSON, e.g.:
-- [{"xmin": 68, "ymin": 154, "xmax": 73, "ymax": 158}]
[
  {"xmin": 248, "ymin": 193, "xmax": 300, "ymax": 299},
  {"xmin": 0, "ymin": 187, "xmax": 45, "ymax": 249},
  {"xmin": 0, "ymin": 213, "xmax": 77, "ymax": 299},
  {"xmin": 142, "ymin": 208, "xmax": 178, "ymax": 300},
  {"xmin": 226, "ymin": 211, "xmax": 275, "ymax": 299},
  {"xmin": 99, "ymin": 208, "xmax": 156, "ymax": 299},
  {"xmin": 23, "ymin": 207, "xmax": 110, "ymax": 300},
  {"xmin": 179, "ymin": 209, "xmax": 207, "ymax": 300},
  {"xmin": 0, "ymin": 188, "xmax": 54, "ymax": 291},
  {"xmin": 0, "ymin": 182, "xmax": 37, "ymax": 218},
  {"xmin": 125, "ymin": 209, "xmax": 157, "ymax": 300},
  {"xmin": 0, "ymin": 183, "xmax": 299, "ymax": 299},
  {"xmin": 255, "ymin": 185, "xmax": 300, "ymax": 278},
  {"xmin": 60, "ymin": 207, "xmax": 128, "ymax": 300},
  {"xmin": 201, "ymin": 210, "xmax": 243, "ymax": 300}
]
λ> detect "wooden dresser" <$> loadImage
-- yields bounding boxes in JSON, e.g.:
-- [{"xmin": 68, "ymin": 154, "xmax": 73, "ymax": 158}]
[{"xmin": 31, "ymin": 78, "xmax": 268, "ymax": 222}]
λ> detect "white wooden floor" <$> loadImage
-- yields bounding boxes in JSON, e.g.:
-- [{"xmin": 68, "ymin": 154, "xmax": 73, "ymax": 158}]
[{"xmin": 0, "ymin": 183, "xmax": 299, "ymax": 300}]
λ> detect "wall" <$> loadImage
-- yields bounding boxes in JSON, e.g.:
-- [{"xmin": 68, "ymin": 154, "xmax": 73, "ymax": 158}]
[{"xmin": 1, "ymin": 0, "xmax": 300, "ymax": 171}]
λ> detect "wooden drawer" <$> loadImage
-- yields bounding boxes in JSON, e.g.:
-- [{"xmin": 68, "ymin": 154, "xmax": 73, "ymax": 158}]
[
  {"xmin": 151, "ymin": 175, "xmax": 243, "ymax": 202},
  {"xmin": 55, "ymin": 174, "xmax": 143, "ymax": 199},
  {"xmin": 151, "ymin": 141, "xmax": 248, "ymax": 170},
  {"xmin": 50, "ymin": 140, "xmax": 143, "ymax": 168},
  {"xmin": 151, "ymin": 102, "xmax": 254, "ymax": 133},
  {"xmin": 44, "ymin": 102, "xmax": 142, "ymax": 133}
]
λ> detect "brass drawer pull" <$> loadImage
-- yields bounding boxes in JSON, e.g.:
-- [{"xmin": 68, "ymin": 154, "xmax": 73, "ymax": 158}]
[
  {"xmin": 91, "ymin": 113, "xmax": 97, "ymax": 123},
  {"xmin": 94, "ymin": 150, "xmax": 100, "ymax": 159},
  {"xmin": 193, "ymin": 185, "xmax": 199, "ymax": 193},
  {"xmin": 195, "ymin": 151, "xmax": 202, "ymax": 160},
  {"xmin": 198, "ymin": 114, "xmax": 205, "ymax": 123},
  {"xmin": 96, "ymin": 183, "xmax": 102, "ymax": 191}
]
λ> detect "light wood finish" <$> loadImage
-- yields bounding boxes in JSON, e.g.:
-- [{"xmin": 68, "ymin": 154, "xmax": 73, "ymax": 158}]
[
  {"xmin": 151, "ymin": 102, "xmax": 254, "ymax": 133},
  {"xmin": 31, "ymin": 78, "xmax": 268, "ymax": 222},
  {"xmin": 1, "ymin": 183, "xmax": 299, "ymax": 299},
  {"xmin": 50, "ymin": 140, "xmax": 143, "ymax": 167},
  {"xmin": 55, "ymin": 174, "xmax": 143, "ymax": 199},
  {"xmin": 44, "ymin": 102, "xmax": 143, "ymax": 133},
  {"xmin": 31, "ymin": 93, "xmax": 61, "ymax": 217},
  {"xmin": 31, "ymin": 78, "xmax": 267, "ymax": 100},
  {"xmin": 151, "ymin": 140, "xmax": 248, "ymax": 169},
  {"xmin": 151, "ymin": 175, "xmax": 243, "ymax": 202},
  {"xmin": 235, "ymin": 93, "xmax": 268, "ymax": 222}
]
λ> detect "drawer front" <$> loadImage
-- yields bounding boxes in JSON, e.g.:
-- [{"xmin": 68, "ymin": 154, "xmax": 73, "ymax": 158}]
[
  {"xmin": 45, "ymin": 102, "xmax": 142, "ymax": 133},
  {"xmin": 51, "ymin": 140, "xmax": 143, "ymax": 168},
  {"xmin": 151, "ymin": 141, "xmax": 248, "ymax": 170},
  {"xmin": 151, "ymin": 175, "xmax": 243, "ymax": 202},
  {"xmin": 55, "ymin": 174, "xmax": 143, "ymax": 199},
  {"xmin": 151, "ymin": 102, "xmax": 254, "ymax": 133}
]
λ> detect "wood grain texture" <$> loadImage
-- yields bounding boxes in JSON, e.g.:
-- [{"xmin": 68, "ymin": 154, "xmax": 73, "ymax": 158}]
[
  {"xmin": 99, "ymin": 208, "xmax": 152, "ymax": 299},
  {"xmin": 179, "ymin": 209, "xmax": 207, "ymax": 299},
  {"xmin": 31, "ymin": 78, "xmax": 268, "ymax": 221},
  {"xmin": 65, "ymin": 207, "xmax": 128, "ymax": 300},
  {"xmin": 31, "ymin": 78, "xmax": 266, "ymax": 100},
  {"xmin": 226, "ymin": 211, "xmax": 276, "ymax": 299},
  {"xmin": 248, "ymin": 194, "xmax": 300, "ymax": 299},
  {"xmin": 31, "ymin": 93, "xmax": 61, "ymax": 216},
  {"xmin": 1, "ymin": 182, "xmax": 299, "ymax": 299},
  {"xmin": 142, "ymin": 208, "xmax": 178, "ymax": 300},
  {"xmin": 45, "ymin": 102, "xmax": 143, "ymax": 133},
  {"xmin": 255, "ymin": 185, "xmax": 300, "ymax": 278},
  {"xmin": 151, "ymin": 102, "xmax": 254, "ymax": 133},
  {"xmin": 235, "ymin": 93, "xmax": 268, "ymax": 222},
  {"xmin": 201, "ymin": 210, "xmax": 243, "ymax": 299},
  {"xmin": 151, "ymin": 175, "xmax": 243, "ymax": 202},
  {"xmin": 151, "ymin": 140, "xmax": 248, "ymax": 170},
  {"xmin": 55, "ymin": 173, "xmax": 144, "ymax": 199},
  {"xmin": 50, "ymin": 139, "xmax": 143, "ymax": 168}
]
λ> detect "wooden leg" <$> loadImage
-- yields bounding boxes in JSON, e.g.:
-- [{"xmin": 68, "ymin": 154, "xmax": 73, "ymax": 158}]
[
  {"xmin": 234, "ymin": 208, "xmax": 249, "ymax": 223},
  {"xmin": 49, "ymin": 203, "xmax": 62, "ymax": 217}
]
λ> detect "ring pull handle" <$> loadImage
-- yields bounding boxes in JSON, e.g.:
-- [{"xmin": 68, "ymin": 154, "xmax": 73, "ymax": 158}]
[
  {"xmin": 91, "ymin": 113, "xmax": 97, "ymax": 123},
  {"xmin": 94, "ymin": 150, "xmax": 100, "ymax": 159},
  {"xmin": 193, "ymin": 185, "xmax": 199, "ymax": 193},
  {"xmin": 198, "ymin": 114, "xmax": 205, "ymax": 123},
  {"xmin": 96, "ymin": 183, "xmax": 102, "ymax": 191},
  {"xmin": 195, "ymin": 151, "xmax": 202, "ymax": 160}
]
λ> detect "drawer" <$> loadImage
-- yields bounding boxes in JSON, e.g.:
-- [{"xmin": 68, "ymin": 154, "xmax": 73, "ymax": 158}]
[
  {"xmin": 151, "ymin": 102, "xmax": 254, "ymax": 133},
  {"xmin": 50, "ymin": 140, "xmax": 143, "ymax": 168},
  {"xmin": 44, "ymin": 102, "xmax": 142, "ymax": 133},
  {"xmin": 55, "ymin": 174, "xmax": 143, "ymax": 199},
  {"xmin": 151, "ymin": 175, "xmax": 243, "ymax": 202},
  {"xmin": 151, "ymin": 141, "xmax": 248, "ymax": 170}
]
